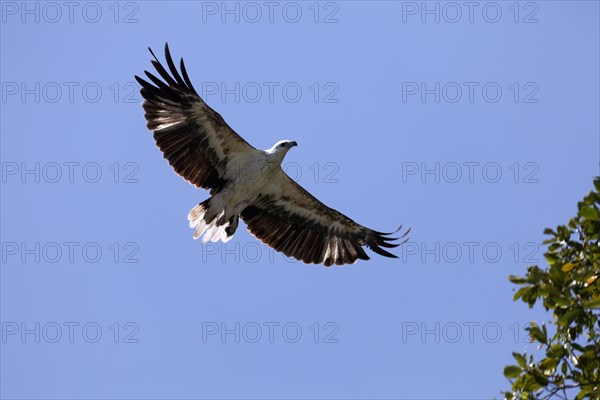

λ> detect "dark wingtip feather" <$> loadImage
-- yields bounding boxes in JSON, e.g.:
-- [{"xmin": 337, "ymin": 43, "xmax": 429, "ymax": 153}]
[
  {"xmin": 363, "ymin": 223, "xmax": 411, "ymax": 258},
  {"xmin": 374, "ymin": 224, "xmax": 406, "ymax": 236},
  {"xmin": 355, "ymin": 244, "xmax": 370, "ymax": 261},
  {"xmin": 164, "ymin": 42, "xmax": 186, "ymax": 87},
  {"xmin": 163, "ymin": 43, "xmax": 173, "ymax": 65},
  {"xmin": 370, "ymin": 245, "xmax": 399, "ymax": 258},
  {"xmin": 134, "ymin": 75, "xmax": 145, "ymax": 86},
  {"xmin": 180, "ymin": 58, "xmax": 199, "ymax": 95},
  {"xmin": 148, "ymin": 46, "xmax": 159, "ymax": 62}
]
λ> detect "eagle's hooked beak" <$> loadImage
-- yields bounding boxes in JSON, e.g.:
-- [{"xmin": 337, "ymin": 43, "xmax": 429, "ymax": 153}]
[{"xmin": 290, "ymin": 141, "xmax": 298, "ymax": 147}]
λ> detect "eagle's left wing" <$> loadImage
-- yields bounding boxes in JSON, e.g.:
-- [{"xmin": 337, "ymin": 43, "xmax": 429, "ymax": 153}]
[
  {"xmin": 135, "ymin": 43, "xmax": 257, "ymax": 194},
  {"xmin": 241, "ymin": 169, "xmax": 409, "ymax": 266}
]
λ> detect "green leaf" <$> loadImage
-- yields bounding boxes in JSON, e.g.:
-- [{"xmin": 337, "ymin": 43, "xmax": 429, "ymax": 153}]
[
  {"xmin": 580, "ymin": 205, "xmax": 600, "ymax": 221},
  {"xmin": 562, "ymin": 262, "xmax": 576, "ymax": 272},
  {"xmin": 545, "ymin": 253, "xmax": 558, "ymax": 265},
  {"xmin": 539, "ymin": 357, "xmax": 558, "ymax": 373},
  {"xmin": 559, "ymin": 309, "xmax": 578, "ymax": 327},
  {"xmin": 548, "ymin": 243, "xmax": 562, "ymax": 252},
  {"xmin": 512, "ymin": 352, "xmax": 526, "ymax": 368},
  {"xmin": 546, "ymin": 344, "xmax": 566, "ymax": 358},
  {"xmin": 503, "ymin": 365, "xmax": 522, "ymax": 379},
  {"xmin": 513, "ymin": 287, "xmax": 528, "ymax": 301},
  {"xmin": 557, "ymin": 225, "xmax": 571, "ymax": 240},
  {"xmin": 509, "ymin": 275, "xmax": 527, "ymax": 284},
  {"xmin": 528, "ymin": 322, "xmax": 547, "ymax": 344},
  {"xmin": 555, "ymin": 296, "xmax": 571, "ymax": 307},
  {"xmin": 582, "ymin": 296, "xmax": 600, "ymax": 309},
  {"xmin": 594, "ymin": 177, "xmax": 600, "ymax": 193}
]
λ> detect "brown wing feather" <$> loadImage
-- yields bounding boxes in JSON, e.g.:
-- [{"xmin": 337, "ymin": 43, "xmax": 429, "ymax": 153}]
[
  {"xmin": 135, "ymin": 43, "xmax": 255, "ymax": 194},
  {"xmin": 241, "ymin": 170, "xmax": 409, "ymax": 266}
]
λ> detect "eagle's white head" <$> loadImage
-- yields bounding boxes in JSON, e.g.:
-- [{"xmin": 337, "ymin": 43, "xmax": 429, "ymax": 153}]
[{"xmin": 266, "ymin": 140, "xmax": 298, "ymax": 164}]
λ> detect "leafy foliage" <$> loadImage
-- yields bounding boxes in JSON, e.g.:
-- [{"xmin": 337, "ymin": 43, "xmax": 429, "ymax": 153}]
[{"xmin": 503, "ymin": 178, "xmax": 600, "ymax": 400}]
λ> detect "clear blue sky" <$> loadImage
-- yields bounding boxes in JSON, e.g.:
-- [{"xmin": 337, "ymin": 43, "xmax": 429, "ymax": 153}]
[{"xmin": 1, "ymin": 1, "xmax": 598, "ymax": 399}]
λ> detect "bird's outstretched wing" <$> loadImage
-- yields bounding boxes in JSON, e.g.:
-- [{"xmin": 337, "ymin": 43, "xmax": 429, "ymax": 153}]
[
  {"xmin": 135, "ymin": 43, "xmax": 256, "ymax": 194},
  {"xmin": 241, "ymin": 170, "xmax": 410, "ymax": 266}
]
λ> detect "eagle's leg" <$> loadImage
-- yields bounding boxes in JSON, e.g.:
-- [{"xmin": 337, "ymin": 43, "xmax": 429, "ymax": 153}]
[
  {"xmin": 224, "ymin": 200, "xmax": 248, "ymax": 237},
  {"xmin": 225, "ymin": 216, "xmax": 239, "ymax": 237}
]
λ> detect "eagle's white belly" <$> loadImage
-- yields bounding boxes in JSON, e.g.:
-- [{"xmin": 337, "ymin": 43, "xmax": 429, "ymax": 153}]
[
  {"xmin": 188, "ymin": 150, "xmax": 278, "ymax": 243},
  {"xmin": 219, "ymin": 151, "xmax": 275, "ymax": 214}
]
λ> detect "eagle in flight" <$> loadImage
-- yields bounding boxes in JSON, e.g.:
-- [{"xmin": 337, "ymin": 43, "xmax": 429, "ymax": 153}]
[{"xmin": 135, "ymin": 44, "xmax": 409, "ymax": 266}]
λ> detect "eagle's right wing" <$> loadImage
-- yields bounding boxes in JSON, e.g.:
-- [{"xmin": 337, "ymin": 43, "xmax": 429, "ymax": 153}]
[
  {"xmin": 241, "ymin": 169, "xmax": 410, "ymax": 266},
  {"xmin": 135, "ymin": 43, "xmax": 256, "ymax": 194}
]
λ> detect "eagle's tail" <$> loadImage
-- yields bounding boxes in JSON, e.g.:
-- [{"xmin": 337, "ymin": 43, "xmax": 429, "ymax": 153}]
[{"xmin": 188, "ymin": 199, "xmax": 238, "ymax": 243}]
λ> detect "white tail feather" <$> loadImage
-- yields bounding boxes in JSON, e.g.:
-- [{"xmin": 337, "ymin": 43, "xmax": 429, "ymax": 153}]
[
  {"xmin": 209, "ymin": 224, "xmax": 228, "ymax": 243},
  {"xmin": 188, "ymin": 203, "xmax": 206, "ymax": 228},
  {"xmin": 193, "ymin": 219, "xmax": 209, "ymax": 239},
  {"xmin": 189, "ymin": 202, "xmax": 232, "ymax": 243},
  {"xmin": 201, "ymin": 219, "xmax": 219, "ymax": 243}
]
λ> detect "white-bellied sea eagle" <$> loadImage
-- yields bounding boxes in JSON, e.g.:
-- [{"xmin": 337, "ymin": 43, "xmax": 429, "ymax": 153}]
[{"xmin": 135, "ymin": 44, "xmax": 409, "ymax": 266}]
